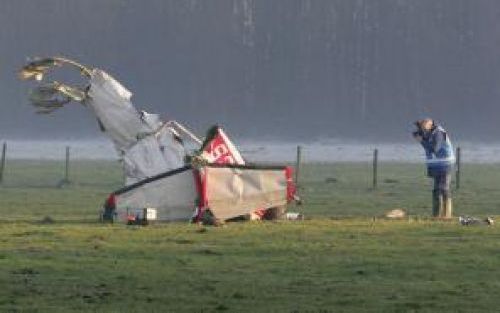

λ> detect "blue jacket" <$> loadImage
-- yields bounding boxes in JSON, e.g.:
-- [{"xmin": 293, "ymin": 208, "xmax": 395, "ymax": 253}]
[{"xmin": 420, "ymin": 125, "xmax": 455, "ymax": 175}]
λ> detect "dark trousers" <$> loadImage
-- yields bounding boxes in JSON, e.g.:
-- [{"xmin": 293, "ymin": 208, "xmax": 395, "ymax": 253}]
[
  {"xmin": 430, "ymin": 171, "xmax": 452, "ymax": 217},
  {"xmin": 432, "ymin": 172, "xmax": 451, "ymax": 197}
]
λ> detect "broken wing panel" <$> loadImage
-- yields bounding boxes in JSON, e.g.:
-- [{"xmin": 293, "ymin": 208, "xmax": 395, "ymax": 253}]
[
  {"xmin": 19, "ymin": 58, "xmax": 188, "ymax": 184},
  {"xmin": 115, "ymin": 167, "xmax": 196, "ymax": 221},
  {"xmin": 122, "ymin": 130, "xmax": 185, "ymax": 184},
  {"xmin": 86, "ymin": 69, "xmax": 153, "ymax": 149},
  {"xmin": 204, "ymin": 166, "xmax": 288, "ymax": 220},
  {"xmin": 87, "ymin": 69, "xmax": 186, "ymax": 183},
  {"xmin": 156, "ymin": 126, "xmax": 186, "ymax": 168}
]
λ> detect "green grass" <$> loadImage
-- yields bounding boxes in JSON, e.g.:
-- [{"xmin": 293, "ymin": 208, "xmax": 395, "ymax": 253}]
[
  {"xmin": 1, "ymin": 160, "xmax": 500, "ymax": 312},
  {"xmin": 0, "ymin": 160, "xmax": 123, "ymax": 221},
  {"xmin": 301, "ymin": 162, "xmax": 500, "ymax": 217}
]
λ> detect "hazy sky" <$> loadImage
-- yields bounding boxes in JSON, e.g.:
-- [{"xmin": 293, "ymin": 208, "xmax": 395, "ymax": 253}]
[{"xmin": 1, "ymin": 0, "xmax": 500, "ymax": 142}]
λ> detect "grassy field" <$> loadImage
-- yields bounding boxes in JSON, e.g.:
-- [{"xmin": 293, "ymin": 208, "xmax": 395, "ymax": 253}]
[{"xmin": 1, "ymin": 160, "xmax": 500, "ymax": 312}]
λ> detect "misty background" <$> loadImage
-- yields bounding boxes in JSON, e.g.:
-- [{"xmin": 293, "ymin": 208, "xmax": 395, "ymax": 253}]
[{"xmin": 1, "ymin": 0, "xmax": 499, "ymax": 143}]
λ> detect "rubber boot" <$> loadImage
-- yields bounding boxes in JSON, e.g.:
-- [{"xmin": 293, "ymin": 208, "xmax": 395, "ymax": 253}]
[
  {"xmin": 442, "ymin": 195, "xmax": 453, "ymax": 219},
  {"xmin": 432, "ymin": 190, "xmax": 441, "ymax": 217}
]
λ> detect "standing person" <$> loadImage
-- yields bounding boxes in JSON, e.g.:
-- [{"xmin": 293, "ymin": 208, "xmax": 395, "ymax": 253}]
[{"xmin": 413, "ymin": 118, "xmax": 455, "ymax": 218}]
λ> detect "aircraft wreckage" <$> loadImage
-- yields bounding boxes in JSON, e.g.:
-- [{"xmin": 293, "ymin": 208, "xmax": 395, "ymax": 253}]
[{"xmin": 19, "ymin": 57, "xmax": 299, "ymax": 224}]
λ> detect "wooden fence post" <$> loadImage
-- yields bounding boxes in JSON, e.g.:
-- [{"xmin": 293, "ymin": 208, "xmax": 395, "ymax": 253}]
[
  {"xmin": 58, "ymin": 146, "xmax": 71, "ymax": 187},
  {"xmin": 0, "ymin": 142, "xmax": 6, "ymax": 184},
  {"xmin": 295, "ymin": 145, "xmax": 302, "ymax": 188},
  {"xmin": 455, "ymin": 147, "xmax": 461, "ymax": 190},
  {"xmin": 372, "ymin": 148, "xmax": 378, "ymax": 189},
  {"xmin": 65, "ymin": 146, "xmax": 70, "ymax": 183}
]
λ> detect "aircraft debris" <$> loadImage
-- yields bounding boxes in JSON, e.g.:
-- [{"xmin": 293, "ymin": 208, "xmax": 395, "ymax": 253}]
[{"xmin": 20, "ymin": 56, "xmax": 300, "ymax": 223}]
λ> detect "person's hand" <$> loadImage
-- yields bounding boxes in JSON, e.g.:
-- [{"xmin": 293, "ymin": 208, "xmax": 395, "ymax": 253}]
[{"xmin": 412, "ymin": 131, "xmax": 423, "ymax": 142}]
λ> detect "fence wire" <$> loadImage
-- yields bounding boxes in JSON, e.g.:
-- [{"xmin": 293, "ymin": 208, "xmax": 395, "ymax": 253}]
[{"xmin": 0, "ymin": 142, "xmax": 498, "ymax": 222}]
